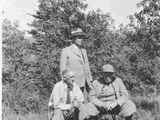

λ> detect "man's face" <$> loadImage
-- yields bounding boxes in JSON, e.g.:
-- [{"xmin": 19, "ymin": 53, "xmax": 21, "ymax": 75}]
[
  {"xmin": 103, "ymin": 72, "xmax": 114, "ymax": 84},
  {"xmin": 63, "ymin": 74, "xmax": 74, "ymax": 88},
  {"xmin": 75, "ymin": 38, "xmax": 83, "ymax": 47}
]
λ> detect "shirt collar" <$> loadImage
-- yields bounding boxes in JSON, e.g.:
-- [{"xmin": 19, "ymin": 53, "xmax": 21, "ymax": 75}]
[
  {"xmin": 61, "ymin": 80, "xmax": 75, "ymax": 90},
  {"xmin": 72, "ymin": 44, "xmax": 79, "ymax": 50}
]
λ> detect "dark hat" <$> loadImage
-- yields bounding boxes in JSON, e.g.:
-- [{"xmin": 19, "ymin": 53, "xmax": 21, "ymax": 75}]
[{"xmin": 71, "ymin": 28, "xmax": 86, "ymax": 39}]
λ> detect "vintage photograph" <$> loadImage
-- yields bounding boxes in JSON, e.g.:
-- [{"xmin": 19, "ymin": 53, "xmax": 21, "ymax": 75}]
[{"xmin": 2, "ymin": 0, "xmax": 160, "ymax": 120}]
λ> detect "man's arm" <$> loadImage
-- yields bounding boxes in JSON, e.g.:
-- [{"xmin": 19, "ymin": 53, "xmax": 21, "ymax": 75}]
[
  {"xmin": 48, "ymin": 84, "xmax": 59, "ymax": 108},
  {"xmin": 117, "ymin": 78, "xmax": 129, "ymax": 106},
  {"xmin": 75, "ymin": 84, "xmax": 85, "ymax": 103},
  {"xmin": 60, "ymin": 48, "xmax": 68, "ymax": 76},
  {"xmin": 72, "ymin": 84, "xmax": 85, "ymax": 107},
  {"xmin": 49, "ymin": 83, "xmax": 72, "ymax": 110},
  {"xmin": 48, "ymin": 85, "xmax": 55, "ymax": 107},
  {"xmin": 89, "ymin": 88, "xmax": 105, "ymax": 107},
  {"xmin": 84, "ymin": 50, "xmax": 93, "ymax": 86},
  {"xmin": 118, "ymin": 78, "xmax": 129, "ymax": 97}
]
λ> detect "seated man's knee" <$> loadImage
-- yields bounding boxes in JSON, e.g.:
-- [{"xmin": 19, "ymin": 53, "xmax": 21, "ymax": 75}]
[
  {"xmin": 62, "ymin": 108, "xmax": 79, "ymax": 120},
  {"xmin": 120, "ymin": 100, "xmax": 136, "ymax": 117},
  {"xmin": 52, "ymin": 109, "xmax": 64, "ymax": 120},
  {"xmin": 79, "ymin": 103, "xmax": 99, "ymax": 120},
  {"xmin": 54, "ymin": 109, "xmax": 63, "ymax": 115},
  {"xmin": 126, "ymin": 100, "xmax": 136, "ymax": 112}
]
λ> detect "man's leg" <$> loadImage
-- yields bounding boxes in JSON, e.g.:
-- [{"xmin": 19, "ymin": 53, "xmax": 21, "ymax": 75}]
[
  {"xmin": 62, "ymin": 107, "xmax": 79, "ymax": 120},
  {"xmin": 52, "ymin": 109, "xmax": 65, "ymax": 120},
  {"xmin": 80, "ymin": 87, "xmax": 84, "ymax": 92},
  {"xmin": 119, "ymin": 100, "xmax": 136, "ymax": 120},
  {"xmin": 125, "ymin": 114, "xmax": 133, "ymax": 120},
  {"xmin": 72, "ymin": 107, "xmax": 79, "ymax": 120},
  {"xmin": 79, "ymin": 103, "xmax": 99, "ymax": 120},
  {"xmin": 80, "ymin": 86, "xmax": 89, "ymax": 103}
]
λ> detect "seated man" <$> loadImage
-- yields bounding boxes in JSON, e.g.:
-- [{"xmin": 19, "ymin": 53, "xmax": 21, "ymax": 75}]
[
  {"xmin": 48, "ymin": 70, "xmax": 84, "ymax": 120},
  {"xmin": 80, "ymin": 64, "xmax": 136, "ymax": 120}
]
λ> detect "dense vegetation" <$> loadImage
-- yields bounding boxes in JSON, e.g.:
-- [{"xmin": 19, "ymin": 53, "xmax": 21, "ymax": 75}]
[{"xmin": 2, "ymin": 0, "xmax": 160, "ymax": 118}]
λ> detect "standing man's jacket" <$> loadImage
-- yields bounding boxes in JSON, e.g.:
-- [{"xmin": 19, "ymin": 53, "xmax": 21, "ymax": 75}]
[{"xmin": 60, "ymin": 44, "xmax": 93, "ymax": 88}]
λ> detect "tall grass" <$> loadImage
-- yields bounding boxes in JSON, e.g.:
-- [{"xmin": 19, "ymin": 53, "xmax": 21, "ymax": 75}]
[
  {"xmin": 3, "ymin": 96, "xmax": 160, "ymax": 120},
  {"xmin": 3, "ymin": 112, "xmax": 48, "ymax": 120},
  {"xmin": 132, "ymin": 95, "xmax": 160, "ymax": 120}
]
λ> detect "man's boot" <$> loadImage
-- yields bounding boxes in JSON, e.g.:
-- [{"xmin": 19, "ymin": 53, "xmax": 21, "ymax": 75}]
[{"xmin": 125, "ymin": 114, "xmax": 133, "ymax": 120}]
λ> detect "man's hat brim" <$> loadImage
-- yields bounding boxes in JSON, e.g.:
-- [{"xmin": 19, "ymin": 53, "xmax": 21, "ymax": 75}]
[
  {"xmin": 71, "ymin": 32, "xmax": 87, "ymax": 39},
  {"xmin": 97, "ymin": 70, "xmax": 114, "ymax": 73}
]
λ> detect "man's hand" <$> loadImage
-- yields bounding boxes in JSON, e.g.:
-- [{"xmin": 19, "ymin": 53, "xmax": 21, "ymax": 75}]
[
  {"xmin": 91, "ymin": 98, "xmax": 106, "ymax": 107},
  {"xmin": 106, "ymin": 102, "xmax": 118, "ymax": 110},
  {"xmin": 49, "ymin": 105, "xmax": 54, "ymax": 110},
  {"xmin": 117, "ymin": 96, "xmax": 127, "ymax": 106},
  {"xmin": 88, "ymin": 81, "xmax": 94, "ymax": 89},
  {"xmin": 58, "ymin": 104, "xmax": 72, "ymax": 110},
  {"xmin": 109, "ymin": 104, "xmax": 121, "ymax": 115},
  {"xmin": 72, "ymin": 99, "xmax": 81, "ymax": 108}
]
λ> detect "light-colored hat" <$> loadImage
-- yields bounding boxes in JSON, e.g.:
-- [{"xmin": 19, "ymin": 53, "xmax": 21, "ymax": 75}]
[
  {"xmin": 71, "ymin": 28, "xmax": 86, "ymax": 38},
  {"xmin": 102, "ymin": 64, "xmax": 115, "ymax": 73}
]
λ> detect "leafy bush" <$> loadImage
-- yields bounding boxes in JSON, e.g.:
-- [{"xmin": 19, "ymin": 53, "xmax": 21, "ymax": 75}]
[{"xmin": 2, "ymin": 0, "xmax": 160, "ymax": 115}]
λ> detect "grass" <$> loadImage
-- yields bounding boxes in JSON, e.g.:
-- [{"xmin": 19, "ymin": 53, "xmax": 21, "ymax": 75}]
[
  {"xmin": 3, "ymin": 96, "xmax": 160, "ymax": 120},
  {"xmin": 3, "ymin": 112, "xmax": 48, "ymax": 120},
  {"xmin": 132, "ymin": 95, "xmax": 160, "ymax": 120},
  {"xmin": 2, "ymin": 110, "xmax": 160, "ymax": 120}
]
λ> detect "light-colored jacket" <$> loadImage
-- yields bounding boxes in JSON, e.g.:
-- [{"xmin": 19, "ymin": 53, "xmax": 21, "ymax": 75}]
[
  {"xmin": 48, "ymin": 81, "xmax": 84, "ymax": 110},
  {"xmin": 90, "ymin": 77, "xmax": 129, "ymax": 109},
  {"xmin": 60, "ymin": 44, "xmax": 93, "ymax": 87}
]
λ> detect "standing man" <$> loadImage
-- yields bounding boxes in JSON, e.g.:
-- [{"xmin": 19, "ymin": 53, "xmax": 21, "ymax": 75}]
[
  {"xmin": 48, "ymin": 70, "xmax": 84, "ymax": 120},
  {"xmin": 60, "ymin": 28, "xmax": 93, "ymax": 99}
]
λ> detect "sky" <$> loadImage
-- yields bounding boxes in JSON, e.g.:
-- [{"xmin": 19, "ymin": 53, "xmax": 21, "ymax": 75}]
[{"xmin": 2, "ymin": 0, "xmax": 141, "ymax": 31}]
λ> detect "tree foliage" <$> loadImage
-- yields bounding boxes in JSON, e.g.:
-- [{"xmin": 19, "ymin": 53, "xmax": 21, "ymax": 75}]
[
  {"xmin": 2, "ymin": 0, "xmax": 160, "ymax": 114},
  {"xmin": 115, "ymin": 0, "xmax": 160, "ymax": 95},
  {"xmin": 29, "ymin": 0, "xmax": 114, "ymax": 106},
  {"xmin": 2, "ymin": 19, "xmax": 41, "ymax": 113}
]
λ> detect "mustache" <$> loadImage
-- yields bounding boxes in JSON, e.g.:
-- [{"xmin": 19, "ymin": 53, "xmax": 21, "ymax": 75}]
[{"xmin": 67, "ymin": 83, "xmax": 73, "ymax": 89}]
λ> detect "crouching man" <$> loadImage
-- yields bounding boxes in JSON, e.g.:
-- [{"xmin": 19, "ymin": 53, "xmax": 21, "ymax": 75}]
[
  {"xmin": 48, "ymin": 70, "xmax": 84, "ymax": 120},
  {"xmin": 80, "ymin": 64, "xmax": 136, "ymax": 120}
]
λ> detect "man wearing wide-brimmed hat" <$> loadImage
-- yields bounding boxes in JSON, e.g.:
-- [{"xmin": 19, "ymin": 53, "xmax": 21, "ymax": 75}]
[
  {"xmin": 82, "ymin": 64, "xmax": 136, "ymax": 120},
  {"xmin": 60, "ymin": 28, "xmax": 93, "ymax": 102}
]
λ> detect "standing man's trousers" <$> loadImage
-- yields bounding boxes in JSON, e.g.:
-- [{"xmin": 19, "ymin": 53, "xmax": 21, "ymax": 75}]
[{"xmin": 80, "ymin": 81, "xmax": 92, "ymax": 103}]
